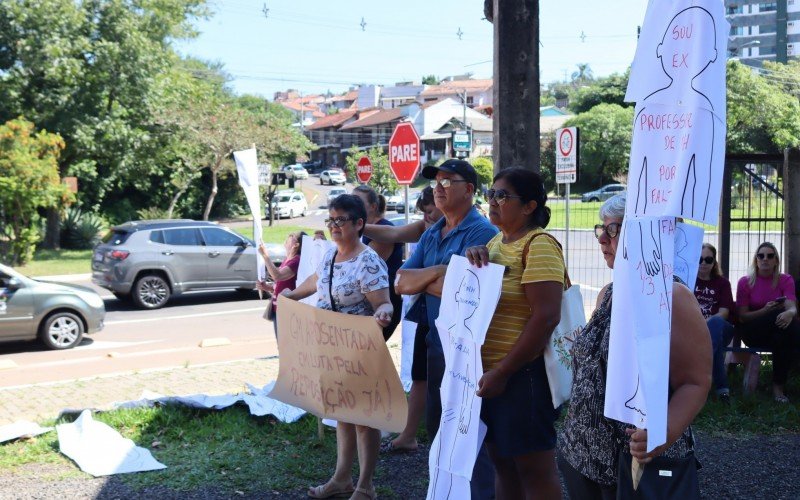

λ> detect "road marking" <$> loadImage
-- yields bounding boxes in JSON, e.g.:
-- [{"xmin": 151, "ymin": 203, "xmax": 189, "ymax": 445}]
[
  {"xmin": 104, "ymin": 307, "xmax": 264, "ymax": 326},
  {"xmin": 34, "ymin": 273, "xmax": 92, "ymax": 282},
  {"xmin": 75, "ymin": 340, "xmax": 162, "ymax": 351}
]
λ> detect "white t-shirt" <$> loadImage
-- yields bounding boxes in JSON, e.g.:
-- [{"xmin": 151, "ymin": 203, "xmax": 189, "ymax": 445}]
[{"xmin": 316, "ymin": 246, "xmax": 389, "ymax": 316}]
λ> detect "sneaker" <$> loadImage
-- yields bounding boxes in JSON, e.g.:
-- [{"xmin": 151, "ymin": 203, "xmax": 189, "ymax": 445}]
[{"xmin": 718, "ymin": 393, "xmax": 731, "ymax": 405}]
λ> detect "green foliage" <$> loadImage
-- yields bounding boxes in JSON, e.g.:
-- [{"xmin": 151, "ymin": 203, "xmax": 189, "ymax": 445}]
[
  {"xmin": 0, "ymin": 118, "xmax": 70, "ymax": 265},
  {"xmin": 727, "ymin": 60, "xmax": 800, "ymax": 154},
  {"xmin": 470, "ymin": 156, "xmax": 494, "ymax": 189},
  {"xmin": 569, "ymin": 70, "xmax": 631, "ymax": 114},
  {"xmin": 422, "ymin": 74, "xmax": 439, "ymax": 85},
  {"xmin": 345, "ymin": 145, "xmax": 399, "ymax": 194},
  {"xmin": 60, "ymin": 207, "xmax": 107, "ymax": 250},
  {"xmin": 136, "ymin": 206, "xmax": 172, "ymax": 220},
  {"xmin": 570, "ymin": 63, "xmax": 595, "ymax": 85}
]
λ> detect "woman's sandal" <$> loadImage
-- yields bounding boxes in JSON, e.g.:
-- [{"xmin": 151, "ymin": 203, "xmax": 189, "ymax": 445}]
[
  {"xmin": 774, "ymin": 394, "xmax": 790, "ymax": 404},
  {"xmin": 349, "ymin": 487, "xmax": 377, "ymax": 500},
  {"xmin": 307, "ymin": 481, "xmax": 355, "ymax": 499}
]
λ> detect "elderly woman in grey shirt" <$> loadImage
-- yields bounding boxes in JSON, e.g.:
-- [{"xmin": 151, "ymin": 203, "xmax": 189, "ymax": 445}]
[{"xmin": 282, "ymin": 194, "xmax": 392, "ymax": 500}]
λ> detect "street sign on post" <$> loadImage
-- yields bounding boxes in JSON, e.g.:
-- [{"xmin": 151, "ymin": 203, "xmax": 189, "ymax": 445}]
[
  {"xmin": 555, "ymin": 126, "xmax": 579, "ymax": 271},
  {"xmin": 453, "ymin": 129, "xmax": 472, "ymax": 155},
  {"xmin": 258, "ymin": 164, "xmax": 272, "ymax": 186},
  {"xmin": 555, "ymin": 127, "xmax": 579, "ymax": 184},
  {"xmin": 356, "ymin": 156, "xmax": 373, "ymax": 184},
  {"xmin": 388, "ymin": 122, "xmax": 421, "ymax": 185}
]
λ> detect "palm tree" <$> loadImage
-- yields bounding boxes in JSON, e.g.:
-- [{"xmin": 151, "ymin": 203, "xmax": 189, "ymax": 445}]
[{"xmin": 571, "ymin": 63, "xmax": 594, "ymax": 85}]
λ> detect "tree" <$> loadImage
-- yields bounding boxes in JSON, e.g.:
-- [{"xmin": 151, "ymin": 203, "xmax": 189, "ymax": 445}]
[
  {"xmin": 470, "ymin": 156, "xmax": 494, "ymax": 191},
  {"xmin": 727, "ymin": 61, "xmax": 800, "ymax": 154},
  {"xmin": 550, "ymin": 103, "xmax": 635, "ymax": 189},
  {"xmin": 422, "ymin": 75, "xmax": 439, "ymax": 85},
  {"xmin": 569, "ymin": 70, "xmax": 631, "ymax": 114},
  {"xmin": 0, "ymin": 118, "xmax": 71, "ymax": 265},
  {"xmin": 345, "ymin": 146, "xmax": 398, "ymax": 195},
  {"xmin": 571, "ymin": 63, "xmax": 595, "ymax": 85}
]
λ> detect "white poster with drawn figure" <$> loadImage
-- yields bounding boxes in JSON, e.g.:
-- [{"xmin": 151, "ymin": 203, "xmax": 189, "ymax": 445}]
[
  {"xmin": 605, "ymin": 217, "xmax": 676, "ymax": 451},
  {"xmin": 625, "ymin": 102, "xmax": 725, "ymax": 224},
  {"xmin": 427, "ymin": 420, "xmax": 487, "ymax": 500},
  {"xmin": 399, "ymin": 295, "xmax": 418, "ymax": 391},
  {"xmin": 234, "ymin": 148, "xmax": 266, "ymax": 283},
  {"xmin": 428, "ymin": 255, "xmax": 503, "ymax": 484},
  {"xmin": 626, "ymin": 0, "xmax": 729, "ymax": 120},
  {"xmin": 673, "ymin": 222, "xmax": 704, "ymax": 289},
  {"xmin": 296, "ymin": 235, "xmax": 335, "ymax": 306}
]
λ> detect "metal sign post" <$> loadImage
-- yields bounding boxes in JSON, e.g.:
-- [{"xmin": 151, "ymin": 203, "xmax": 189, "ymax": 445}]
[{"xmin": 555, "ymin": 127, "xmax": 579, "ymax": 270}]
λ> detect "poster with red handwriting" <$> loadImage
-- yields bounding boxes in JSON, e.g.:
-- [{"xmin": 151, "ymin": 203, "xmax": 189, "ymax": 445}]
[
  {"xmin": 269, "ymin": 296, "xmax": 408, "ymax": 432},
  {"xmin": 605, "ymin": 217, "xmax": 675, "ymax": 451}
]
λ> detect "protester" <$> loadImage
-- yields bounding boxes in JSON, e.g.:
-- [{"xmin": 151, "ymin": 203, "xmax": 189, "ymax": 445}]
[
  {"xmin": 395, "ymin": 159, "xmax": 498, "ymax": 498},
  {"xmin": 736, "ymin": 242, "xmax": 800, "ymax": 403},
  {"xmin": 281, "ymin": 194, "xmax": 393, "ymax": 500},
  {"xmin": 464, "ymin": 167, "xmax": 563, "ymax": 499},
  {"xmin": 363, "ymin": 186, "xmax": 443, "ymax": 453},
  {"xmin": 257, "ymin": 231, "xmax": 306, "ymax": 337},
  {"xmin": 558, "ymin": 194, "xmax": 711, "ymax": 498},
  {"xmin": 353, "ymin": 185, "xmax": 403, "ymax": 340},
  {"xmin": 693, "ymin": 243, "xmax": 735, "ymax": 402}
]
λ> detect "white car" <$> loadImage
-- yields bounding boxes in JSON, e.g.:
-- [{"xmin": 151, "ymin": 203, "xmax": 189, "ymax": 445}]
[
  {"xmin": 385, "ymin": 192, "xmax": 402, "ymax": 211},
  {"xmin": 283, "ymin": 164, "xmax": 309, "ymax": 180},
  {"xmin": 396, "ymin": 191, "xmax": 421, "ymax": 214},
  {"xmin": 327, "ymin": 188, "xmax": 347, "ymax": 205},
  {"xmin": 320, "ymin": 170, "xmax": 346, "ymax": 185},
  {"xmin": 267, "ymin": 191, "xmax": 307, "ymax": 219}
]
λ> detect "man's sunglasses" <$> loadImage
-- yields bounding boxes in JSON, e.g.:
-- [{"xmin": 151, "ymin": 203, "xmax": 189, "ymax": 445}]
[
  {"xmin": 757, "ymin": 252, "xmax": 776, "ymax": 260},
  {"xmin": 594, "ymin": 223, "xmax": 622, "ymax": 239},
  {"xmin": 699, "ymin": 256, "xmax": 714, "ymax": 265},
  {"xmin": 486, "ymin": 188, "xmax": 522, "ymax": 205}
]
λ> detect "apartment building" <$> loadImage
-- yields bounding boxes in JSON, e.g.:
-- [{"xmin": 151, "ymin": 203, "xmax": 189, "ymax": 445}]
[{"xmin": 726, "ymin": 0, "xmax": 800, "ymax": 65}]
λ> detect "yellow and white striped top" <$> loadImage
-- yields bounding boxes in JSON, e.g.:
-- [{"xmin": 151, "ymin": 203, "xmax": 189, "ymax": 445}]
[{"xmin": 482, "ymin": 228, "xmax": 565, "ymax": 370}]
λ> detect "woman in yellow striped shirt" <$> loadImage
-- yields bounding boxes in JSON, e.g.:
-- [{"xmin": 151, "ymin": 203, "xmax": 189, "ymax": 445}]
[{"xmin": 465, "ymin": 167, "xmax": 564, "ymax": 499}]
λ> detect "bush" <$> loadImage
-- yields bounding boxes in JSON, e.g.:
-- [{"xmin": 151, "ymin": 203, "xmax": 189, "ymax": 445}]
[
  {"xmin": 136, "ymin": 206, "xmax": 172, "ymax": 220},
  {"xmin": 60, "ymin": 207, "xmax": 106, "ymax": 250}
]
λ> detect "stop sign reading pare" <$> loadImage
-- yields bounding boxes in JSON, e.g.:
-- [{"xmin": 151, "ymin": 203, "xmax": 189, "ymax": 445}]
[
  {"xmin": 388, "ymin": 122, "xmax": 420, "ymax": 185},
  {"xmin": 356, "ymin": 156, "xmax": 373, "ymax": 184}
]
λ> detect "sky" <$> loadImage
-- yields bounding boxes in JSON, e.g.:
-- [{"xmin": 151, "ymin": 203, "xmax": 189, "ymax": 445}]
[{"xmin": 175, "ymin": 0, "xmax": 648, "ymax": 99}]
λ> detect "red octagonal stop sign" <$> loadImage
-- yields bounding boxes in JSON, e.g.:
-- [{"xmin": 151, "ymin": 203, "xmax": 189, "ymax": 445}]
[
  {"xmin": 356, "ymin": 156, "xmax": 372, "ymax": 184},
  {"xmin": 388, "ymin": 122, "xmax": 420, "ymax": 185}
]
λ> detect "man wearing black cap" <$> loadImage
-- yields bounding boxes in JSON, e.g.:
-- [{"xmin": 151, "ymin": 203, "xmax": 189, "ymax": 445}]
[{"xmin": 396, "ymin": 158, "xmax": 498, "ymax": 499}]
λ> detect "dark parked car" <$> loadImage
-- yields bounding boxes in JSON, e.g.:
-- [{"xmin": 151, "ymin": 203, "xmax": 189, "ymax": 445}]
[
  {"xmin": 581, "ymin": 184, "xmax": 626, "ymax": 202},
  {"xmin": 92, "ymin": 220, "xmax": 284, "ymax": 310},
  {"xmin": 0, "ymin": 264, "xmax": 105, "ymax": 350}
]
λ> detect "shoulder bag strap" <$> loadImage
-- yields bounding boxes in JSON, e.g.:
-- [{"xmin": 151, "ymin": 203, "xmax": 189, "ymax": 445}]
[
  {"xmin": 328, "ymin": 250, "xmax": 338, "ymax": 312},
  {"xmin": 521, "ymin": 231, "xmax": 572, "ymax": 289}
]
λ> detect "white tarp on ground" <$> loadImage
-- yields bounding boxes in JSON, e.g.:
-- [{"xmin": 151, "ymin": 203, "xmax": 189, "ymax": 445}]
[
  {"xmin": 57, "ymin": 410, "xmax": 166, "ymax": 476},
  {"xmin": 0, "ymin": 421, "xmax": 53, "ymax": 443}
]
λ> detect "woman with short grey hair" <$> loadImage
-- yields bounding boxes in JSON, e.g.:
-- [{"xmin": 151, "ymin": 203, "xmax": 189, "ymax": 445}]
[{"xmin": 598, "ymin": 193, "xmax": 627, "ymax": 222}]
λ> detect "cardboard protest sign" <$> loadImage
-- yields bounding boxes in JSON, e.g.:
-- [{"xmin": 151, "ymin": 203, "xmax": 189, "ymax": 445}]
[{"xmin": 269, "ymin": 296, "xmax": 408, "ymax": 432}]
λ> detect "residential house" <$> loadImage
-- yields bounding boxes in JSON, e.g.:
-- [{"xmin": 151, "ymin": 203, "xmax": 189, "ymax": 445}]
[{"xmin": 418, "ymin": 78, "xmax": 493, "ymax": 108}]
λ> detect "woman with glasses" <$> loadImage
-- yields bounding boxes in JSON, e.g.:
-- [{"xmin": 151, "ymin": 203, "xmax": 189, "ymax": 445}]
[
  {"xmin": 281, "ymin": 194, "xmax": 393, "ymax": 500},
  {"xmin": 693, "ymin": 243, "xmax": 735, "ymax": 402},
  {"xmin": 464, "ymin": 167, "xmax": 564, "ymax": 499},
  {"xmin": 736, "ymin": 242, "xmax": 800, "ymax": 403},
  {"xmin": 558, "ymin": 194, "xmax": 711, "ymax": 499},
  {"xmin": 352, "ymin": 185, "xmax": 403, "ymax": 341},
  {"xmin": 256, "ymin": 231, "xmax": 307, "ymax": 337}
]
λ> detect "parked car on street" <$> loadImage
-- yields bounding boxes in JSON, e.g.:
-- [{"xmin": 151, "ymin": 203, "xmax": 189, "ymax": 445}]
[
  {"xmin": 0, "ymin": 264, "xmax": 105, "ymax": 349},
  {"xmin": 92, "ymin": 220, "xmax": 284, "ymax": 310},
  {"xmin": 282, "ymin": 164, "xmax": 309, "ymax": 180},
  {"xmin": 396, "ymin": 191, "xmax": 421, "ymax": 214},
  {"xmin": 327, "ymin": 187, "xmax": 348, "ymax": 205},
  {"xmin": 581, "ymin": 184, "xmax": 626, "ymax": 202},
  {"xmin": 302, "ymin": 160, "xmax": 323, "ymax": 173},
  {"xmin": 387, "ymin": 214, "xmax": 424, "ymax": 226},
  {"xmin": 320, "ymin": 169, "xmax": 346, "ymax": 185},
  {"xmin": 267, "ymin": 191, "xmax": 308, "ymax": 219},
  {"xmin": 384, "ymin": 192, "xmax": 402, "ymax": 211}
]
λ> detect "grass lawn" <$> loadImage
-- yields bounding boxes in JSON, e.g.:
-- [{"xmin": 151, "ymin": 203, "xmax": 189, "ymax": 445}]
[
  {"xmin": 15, "ymin": 249, "xmax": 93, "ymax": 277},
  {"xmin": 230, "ymin": 224, "xmax": 318, "ymax": 244}
]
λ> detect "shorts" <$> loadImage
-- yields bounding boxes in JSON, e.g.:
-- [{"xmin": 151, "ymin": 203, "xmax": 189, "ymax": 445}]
[
  {"xmin": 480, "ymin": 356, "xmax": 559, "ymax": 458},
  {"xmin": 411, "ymin": 322, "xmax": 429, "ymax": 381}
]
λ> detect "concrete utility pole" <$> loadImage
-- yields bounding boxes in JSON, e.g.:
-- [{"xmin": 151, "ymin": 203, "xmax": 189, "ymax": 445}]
[
  {"xmin": 784, "ymin": 148, "xmax": 800, "ymax": 277},
  {"xmin": 485, "ymin": 0, "xmax": 541, "ymax": 173}
]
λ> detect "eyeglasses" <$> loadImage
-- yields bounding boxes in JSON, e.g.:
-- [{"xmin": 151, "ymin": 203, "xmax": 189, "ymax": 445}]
[
  {"xmin": 324, "ymin": 216, "xmax": 353, "ymax": 228},
  {"xmin": 757, "ymin": 252, "xmax": 776, "ymax": 260},
  {"xmin": 486, "ymin": 189, "xmax": 523, "ymax": 205},
  {"xmin": 699, "ymin": 256, "xmax": 714, "ymax": 265},
  {"xmin": 594, "ymin": 223, "xmax": 622, "ymax": 239},
  {"xmin": 430, "ymin": 178, "xmax": 468, "ymax": 189}
]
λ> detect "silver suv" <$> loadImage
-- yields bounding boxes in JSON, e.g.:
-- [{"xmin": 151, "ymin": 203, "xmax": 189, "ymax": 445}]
[{"xmin": 92, "ymin": 220, "xmax": 281, "ymax": 310}]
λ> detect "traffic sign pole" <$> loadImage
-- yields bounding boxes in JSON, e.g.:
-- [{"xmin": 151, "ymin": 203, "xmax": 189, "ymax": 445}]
[{"xmin": 555, "ymin": 126, "xmax": 579, "ymax": 271}]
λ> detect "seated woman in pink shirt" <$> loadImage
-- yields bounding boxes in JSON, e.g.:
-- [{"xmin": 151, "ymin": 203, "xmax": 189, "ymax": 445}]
[{"xmin": 736, "ymin": 242, "xmax": 800, "ymax": 403}]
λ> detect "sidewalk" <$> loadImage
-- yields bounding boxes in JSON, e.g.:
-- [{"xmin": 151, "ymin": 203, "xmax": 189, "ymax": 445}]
[{"xmin": 0, "ymin": 343, "xmax": 404, "ymax": 426}]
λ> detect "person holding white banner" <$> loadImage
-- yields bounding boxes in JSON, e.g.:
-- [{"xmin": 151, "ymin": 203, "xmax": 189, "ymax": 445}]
[
  {"xmin": 464, "ymin": 168, "xmax": 563, "ymax": 499},
  {"xmin": 256, "ymin": 231, "xmax": 306, "ymax": 337},
  {"xmin": 557, "ymin": 194, "xmax": 711, "ymax": 498}
]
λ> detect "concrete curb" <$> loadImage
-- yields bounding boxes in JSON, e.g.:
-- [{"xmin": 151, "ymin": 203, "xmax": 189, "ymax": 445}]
[{"xmin": 34, "ymin": 273, "xmax": 91, "ymax": 282}]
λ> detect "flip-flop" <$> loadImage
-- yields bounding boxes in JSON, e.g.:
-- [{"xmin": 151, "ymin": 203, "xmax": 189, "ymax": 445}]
[
  {"xmin": 775, "ymin": 395, "xmax": 790, "ymax": 404},
  {"xmin": 307, "ymin": 482, "xmax": 355, "ymax": 499},
  {"xmin": 379, "ymin": 440, "xmax": 418, "ymax": 454}
]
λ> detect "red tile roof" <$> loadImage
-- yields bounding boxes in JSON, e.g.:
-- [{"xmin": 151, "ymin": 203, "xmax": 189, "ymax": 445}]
[
  {"xmin": 420, "ymin": 79, "xmax": 493, "ymax": 97},
  {"xmin": 306, "ymin": 109, "xmax": 358, "ymax": 130},
  {"xmin": 340, "ymin": 107, "xmax": 404, "ymax": 130},
  {"xmin": 331, "ymin": 90, "xmax": 359, "ymax": 102}
]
